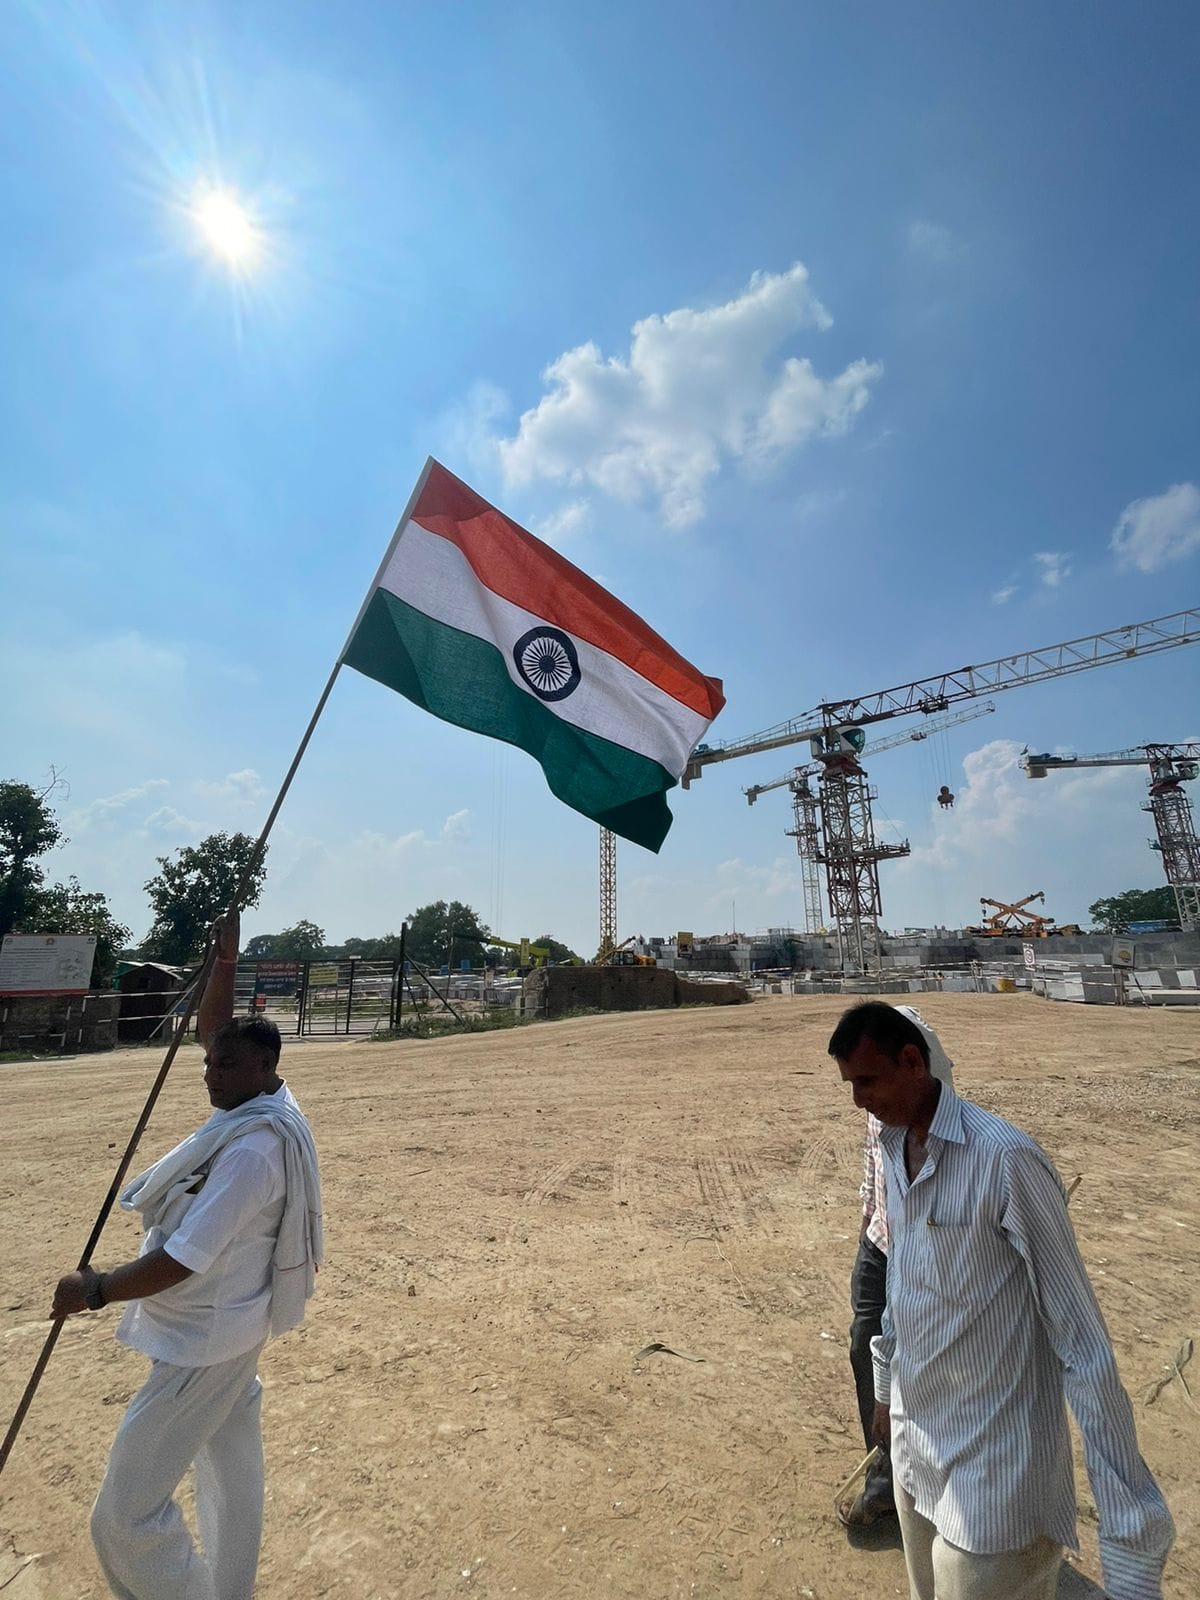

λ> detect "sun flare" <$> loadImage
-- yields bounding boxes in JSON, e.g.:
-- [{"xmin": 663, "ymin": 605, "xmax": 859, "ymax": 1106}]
[{"xmin": 192, "ymin": 186, "xmax": 261, "ymax": 269}]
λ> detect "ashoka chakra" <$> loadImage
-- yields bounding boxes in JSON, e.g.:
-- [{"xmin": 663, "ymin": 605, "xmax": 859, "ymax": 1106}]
[{"xmin": 512, "ymin": 626, "xmax": 582, "ymax": 701}]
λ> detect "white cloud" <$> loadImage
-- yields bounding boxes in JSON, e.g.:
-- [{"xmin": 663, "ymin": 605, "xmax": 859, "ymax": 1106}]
[
  {"xmin": 496, "ymin": 264, "xmax": 882, "ymax": 528},
  {"xmin": 794, "ymin": 487, "xmax": 848, "ymax": 523},
  {"xmin": 193, "ymin": 769, "xmax": 267, "ymax": 805},
  {"xmin": 894, "ymin": 738, "xmax": 1139, "ymax": 878},
  {"xmin": 434, "ymin": 380, "xmax": 511, "ymax": 476},
  {"xmin": 71, "ymin": 779, "xmax": 169, "ymax": 828},
  {"xmin": 1111, "ymin": 482, "xmax": 1200, "ymax": 574},
  {"xmin": 706, "ymin": 855, "xmax": 802, "ymax": 910},
  {"xmin": 532, "ymin": 500, "xmax": 591, "ymax": 546},
  {"xmin": 441, "ymin": 808, "xmax": 470, "ymax": 843},
  {"xmin": 991, "ymin": 584, "xmax": 1017, "ymax": 605},
  {"xmin": 142, "ymin": 806, "xmax": 202, "ymax": 839},
  {"xmin": 1033, "ymin": 551, "xmax": 1071, "ymax": 589},
  {"xmin": 906, "ymin": 220, "xmax": 959, "ymax": 262}
]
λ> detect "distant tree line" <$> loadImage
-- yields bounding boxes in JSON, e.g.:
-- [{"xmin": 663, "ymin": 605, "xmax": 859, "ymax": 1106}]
[{"xmin": 242, "ymin": 900, "xmax": 582, "ymax": 969}]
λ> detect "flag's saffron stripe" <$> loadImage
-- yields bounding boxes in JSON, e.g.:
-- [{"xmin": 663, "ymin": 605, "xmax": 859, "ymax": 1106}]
[
  {"xmin": 410, "ymin": 464, "xmax": 724, "ymax": 722},
  {"xmin": 343, "ymin": 588, "xmax": 676, "ymax": 851},
  {"xmin": 374, "ymin": 519, "xmax": 711, "ymax": 777}
]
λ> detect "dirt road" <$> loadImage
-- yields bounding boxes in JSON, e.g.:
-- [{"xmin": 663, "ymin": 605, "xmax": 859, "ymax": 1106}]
[{"xmin": 1, "ymin": 994, "xmax": 1196, "ymax": 1597}]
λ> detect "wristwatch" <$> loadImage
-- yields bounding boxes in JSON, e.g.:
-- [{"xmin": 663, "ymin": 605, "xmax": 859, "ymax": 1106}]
[{"xmin": 84, "ymin": 1270, "xmax": 108, "ymax": 1311}]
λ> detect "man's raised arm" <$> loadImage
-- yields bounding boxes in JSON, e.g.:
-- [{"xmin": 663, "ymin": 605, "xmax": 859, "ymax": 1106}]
[{"xmin": 197, "ymin": 910, "xmax": 240, "ymax": 1048}]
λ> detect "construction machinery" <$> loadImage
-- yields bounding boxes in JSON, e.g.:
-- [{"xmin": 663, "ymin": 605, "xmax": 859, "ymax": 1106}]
[
  {"xmin": 683, "ymin": 606, "xmax": 1200, "ymax": 971},
  {"xmin": 965, "ymin": 891, "xmax": 1074, "ymax": 938},
  {"xmin": 1023, "ymin": 742, "xmax": 1200, "ymax": 930},
  {"xmin": 455, "ymin": 931, "xmax": 551, "ymax": 970},
  {"xmin": 596, "ymin": 933, "xmax": 656, "ymax": 967},
  {"xmin": 742, "ymin": 703, "xmax": 996, "ymax": 938}
]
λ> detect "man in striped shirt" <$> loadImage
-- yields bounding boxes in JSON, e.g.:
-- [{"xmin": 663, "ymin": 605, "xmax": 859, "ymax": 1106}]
[
  {"xmin": 846, "ymin": 1004, "xmax": 956, "ymax": 1528},
  {"xmin": 829, "ymin": 1001, "xmax": 1173, "ymax": 1600}
]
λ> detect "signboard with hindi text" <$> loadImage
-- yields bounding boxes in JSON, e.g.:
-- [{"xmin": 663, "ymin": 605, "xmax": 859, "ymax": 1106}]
[
  {"xmin": 254, "ymin": 960, "xmax": 301, "ymax": 997},
  {"xmin": 0, "ymin": 934, "xmax": 97, "ymax": 995}
]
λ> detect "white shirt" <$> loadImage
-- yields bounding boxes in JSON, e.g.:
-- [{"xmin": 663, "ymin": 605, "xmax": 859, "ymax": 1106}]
[
  {"xmin": 872, "ymin": 1082, "xmax": 1173, "ymax": 1599},
  {"xmin": 117, "ymin": 1099, "xmax": 290, "ymax": 1368}
]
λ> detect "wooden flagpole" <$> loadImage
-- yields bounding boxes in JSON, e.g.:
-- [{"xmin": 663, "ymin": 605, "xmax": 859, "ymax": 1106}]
[{"xmin": 0, "ymin": 456, "xmax": 439, "ymax": 1477}]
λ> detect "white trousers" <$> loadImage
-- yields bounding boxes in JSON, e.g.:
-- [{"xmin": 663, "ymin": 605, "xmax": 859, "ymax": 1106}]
[
  {"xmin": 91, "ymin": 1343, "xmax": 266, "ymax": 1600},
  {"xmin": 897, "ymin": 1484, "xmax": 1062, "ymax": 1600}
]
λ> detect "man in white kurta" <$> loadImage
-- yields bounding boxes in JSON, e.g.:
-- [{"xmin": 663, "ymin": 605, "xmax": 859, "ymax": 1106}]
[{"xmin": 52, "ymin": 913, "xmax": 322, "ymax": 1600}]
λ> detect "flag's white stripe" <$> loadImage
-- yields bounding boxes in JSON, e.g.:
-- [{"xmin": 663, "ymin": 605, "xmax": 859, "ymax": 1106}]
[{"xmin": 378, "ymin": 520, "xmax": 712, "ymax": 777}]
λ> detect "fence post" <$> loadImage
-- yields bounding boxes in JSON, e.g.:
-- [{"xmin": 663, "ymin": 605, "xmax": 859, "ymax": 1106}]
[
  {"xmin": 346, "ymin": 960, "xmax": 356, "ymax": 1034},
  {"xmin": 297, "ymin": 963, "xmax": 309, "ymax": 1036}
]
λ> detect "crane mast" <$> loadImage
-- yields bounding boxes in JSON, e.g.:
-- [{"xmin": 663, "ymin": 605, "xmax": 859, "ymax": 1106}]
[
  {"xmin": 683, "ymin": 607, "xmax": 1200, "ymax": 970},
  {"xmin": 1023, "ymin": 742, "xmax": 1200, "ymax": 930}
]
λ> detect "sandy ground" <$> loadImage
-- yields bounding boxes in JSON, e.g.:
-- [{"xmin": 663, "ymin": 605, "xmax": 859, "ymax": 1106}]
[{"xmin": 1, "ymin": 993, "xmax": 1196, "ymax": 1600}]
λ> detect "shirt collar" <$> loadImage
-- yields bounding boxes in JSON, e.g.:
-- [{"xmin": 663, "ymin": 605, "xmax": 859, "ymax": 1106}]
[
  {"xmin": 927, "ymin": 1078, "xmax": 965, "ymax": 1144},
  {"xmin": 877, "ymin": 1078, "xmax": 966, "ymax": 1149}
]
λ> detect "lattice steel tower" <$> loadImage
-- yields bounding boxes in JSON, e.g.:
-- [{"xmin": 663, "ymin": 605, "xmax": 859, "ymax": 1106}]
[{"xmin": 598, "ymin": 827, "xmax": 617, "ymax": 959}]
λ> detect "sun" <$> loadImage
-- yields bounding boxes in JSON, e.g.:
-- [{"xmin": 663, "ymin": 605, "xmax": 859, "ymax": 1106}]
[{"xmin": 191, "ymin": 186, "xmax": 261, "ymax": 270}]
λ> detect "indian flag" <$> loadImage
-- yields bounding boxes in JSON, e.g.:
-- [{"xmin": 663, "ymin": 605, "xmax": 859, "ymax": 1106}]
[{"xmin": 341, "ymin": 460, "xmax": 725, "ymax": 852}]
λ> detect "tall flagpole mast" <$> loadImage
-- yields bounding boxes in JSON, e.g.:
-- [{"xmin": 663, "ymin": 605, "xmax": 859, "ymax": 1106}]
[{"xmin": 0, "ymin": 456, "xmax": 439, "ymax": 1478}]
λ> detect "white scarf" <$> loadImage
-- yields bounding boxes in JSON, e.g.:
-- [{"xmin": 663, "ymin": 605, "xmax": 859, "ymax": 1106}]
[{"xmin": 121, "ymin": 1085, "xmax": 323, "ymax": 1338}]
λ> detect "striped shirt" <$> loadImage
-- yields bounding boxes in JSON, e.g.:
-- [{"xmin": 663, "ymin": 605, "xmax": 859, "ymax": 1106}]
[
  {"xmin": 860, "ymin": 1006, "xmax": 955, "ymax": 1254},
  {"xmin": 871, "ymin": 1082, "xmax": 1173, "ymax": 1599}
]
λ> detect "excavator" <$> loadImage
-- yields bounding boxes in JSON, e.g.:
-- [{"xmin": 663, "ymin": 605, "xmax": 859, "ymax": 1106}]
[{"xmin": 596, "ymin": 933, "xmax": 657, "ymax": 967}]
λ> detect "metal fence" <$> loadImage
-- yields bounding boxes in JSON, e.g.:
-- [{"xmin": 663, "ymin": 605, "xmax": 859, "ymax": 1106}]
[{"xmin": 232, "ymin": 959, "xmax": 401, "ymax": 1036}]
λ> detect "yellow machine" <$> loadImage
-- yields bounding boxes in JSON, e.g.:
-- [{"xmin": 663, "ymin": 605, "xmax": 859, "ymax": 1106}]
[
  {"xmin": 597, "ymin": 934, "xmax": 657, "ymax": 966},
  {"xmin": 455, "ymin": 931, "xmax": 551, "ymax": 969},
  {"xmin": 966, "ymin": 892, "xmax": 1066, "ymax": 938}
]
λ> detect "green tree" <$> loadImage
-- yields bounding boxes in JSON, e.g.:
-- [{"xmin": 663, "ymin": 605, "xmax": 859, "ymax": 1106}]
[
  {"xmin": 0, "ymin": 778, "xmax": 65, "ymax": 938},
  {"xmin": 1088, "ymin": 886, "xmax": 1179, "ymax": 932},
  {"xmin": 405, "ymin": 900, "xmax": 490, "ymax": 967},
  {"xmin": 18, "ymin": 876, "xmax": 131, "ymax": 985},
  {"xmin": 143, "ymin": 832, "xmax": 268, "ymax": 964},
  {"xmin": 533, "ymin": 933, "xmax": 582, "ymax": 964},
  {"xmin": 243, "ymin": 933, "xmax": 278, "ymax": 959},
  {"xmin": 271, "ymin": 920, "xmax": 326, "ymax": 960}
]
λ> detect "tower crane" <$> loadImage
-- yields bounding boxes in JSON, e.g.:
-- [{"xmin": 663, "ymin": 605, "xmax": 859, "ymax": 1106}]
[
  {"xmin": 598, "ymin": 827, "xmax": 617, "ymax": 960},
  {"xmin": 1023, "ymin": 742, "xmax": 1200, "ymax": 929},
  {"xmin": 743, "ymin": 703, "xmax": 997, "ymax": 937},
  {"xmin": 742, "ymin": 702, "xmax": 996, "ymax": 804},
  {"xmin": 683, "ymin": 606, "xmax": 1200, "ymax": 971}
]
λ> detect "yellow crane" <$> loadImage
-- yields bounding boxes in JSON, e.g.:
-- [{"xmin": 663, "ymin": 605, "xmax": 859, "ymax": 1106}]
[{"xmin": 454, "ymin": 931, "xmax": 551, "ymax": 969}]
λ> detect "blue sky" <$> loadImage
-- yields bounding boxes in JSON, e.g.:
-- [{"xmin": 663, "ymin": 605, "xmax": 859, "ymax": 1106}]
[{"xmin": 2, "ymin": 0, "xmax": 1198, "ymax": 954}]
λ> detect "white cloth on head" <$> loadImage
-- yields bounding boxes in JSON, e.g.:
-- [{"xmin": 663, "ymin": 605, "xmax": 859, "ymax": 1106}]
[
  {"xmin": 118, "ymin": 1083, "xmax": 322, "ymax": 1361},
  {"xmin": 893, "ymin": 1004, "xmax": 955, "ymax": 1086}
]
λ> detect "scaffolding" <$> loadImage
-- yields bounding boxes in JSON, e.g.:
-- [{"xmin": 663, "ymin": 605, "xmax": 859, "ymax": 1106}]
[
  {"xmin": 785, "ymin": 777, "xmax": 824, "ymax": 935},
  {"xmin": 815, "ymin": 768, "xmax": 910, "ymax": 970}
]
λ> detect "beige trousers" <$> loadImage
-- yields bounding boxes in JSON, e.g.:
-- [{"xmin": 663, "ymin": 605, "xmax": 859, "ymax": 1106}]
[{"xmin": 897, "ymin": 1484, "xmax": 1062, "ymax": 1600}]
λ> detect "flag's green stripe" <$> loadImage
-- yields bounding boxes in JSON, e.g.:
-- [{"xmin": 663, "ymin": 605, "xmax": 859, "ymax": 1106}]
[{"xmin": 344, "ymin": 588, "xmax": 676, "ymax": 852}]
